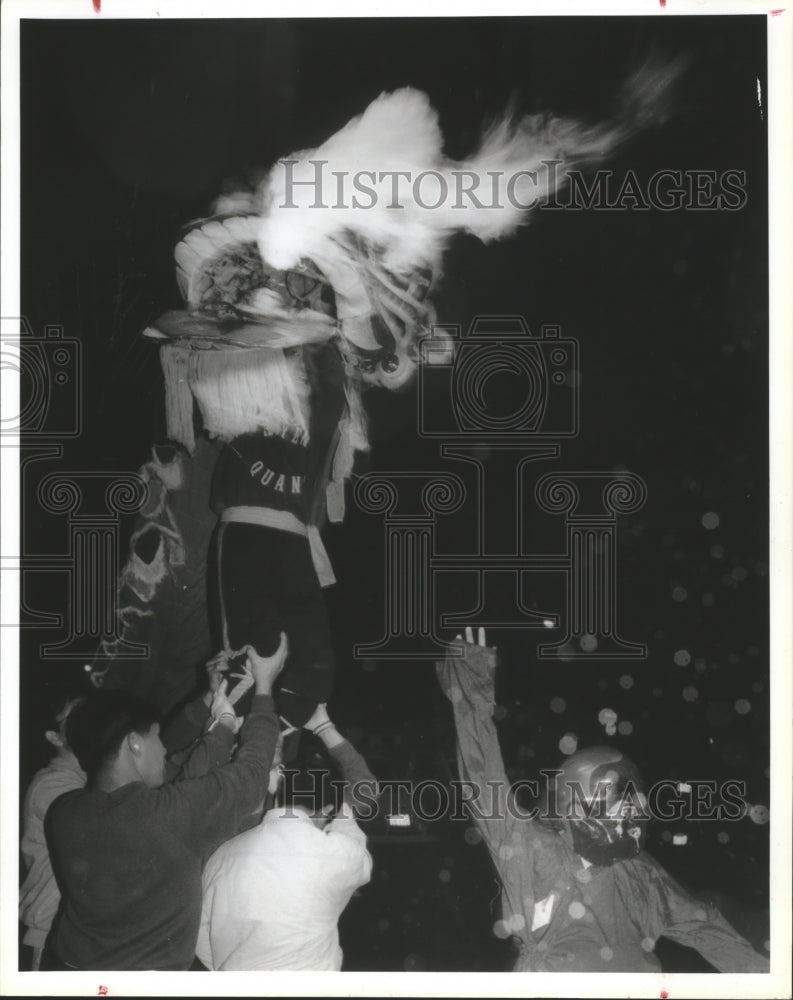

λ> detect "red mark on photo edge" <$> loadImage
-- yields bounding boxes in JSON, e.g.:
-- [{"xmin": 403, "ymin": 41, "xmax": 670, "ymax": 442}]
[
  {"xmin": 769, "ymin": 8, "xmax": 785, "ymax": 14},
  {"xmin": 659, "ymin": 0, "xmax": 667, "ymax": 7},
  {"xmin": 97, "ymin": 988, "xmax": 108, "ymax": 997},
  {"xmin": 660, "ymin": 991, "xmax": 670, "ymax": 999},
  {"xmin": 92, "ymin": 0, "xmax": 101, "ymax": 12}
]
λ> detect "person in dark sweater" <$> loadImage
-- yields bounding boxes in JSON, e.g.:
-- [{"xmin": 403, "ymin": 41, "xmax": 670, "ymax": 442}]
[
  {"xmin": 159, "ymin": 649, "xmax": 287, "ymax": 826},
  {"xmin": 43, "ymin": 634, "xmax": 287, "ymax": 972}
]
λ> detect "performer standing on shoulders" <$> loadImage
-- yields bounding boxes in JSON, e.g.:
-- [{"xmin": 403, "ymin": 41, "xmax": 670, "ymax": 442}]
[{"xmin": 150, "ymin": 210, "xmax": 432, "ymax": 743}]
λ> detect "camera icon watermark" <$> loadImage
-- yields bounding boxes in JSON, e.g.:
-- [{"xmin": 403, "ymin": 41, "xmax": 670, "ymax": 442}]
[
  {"xmin": 2, "ymin": 318, "xmax": 150, "ymax": 660},
  {"xmin": 0, "ymin": 317, "xmax": 82, "ymax": 439},
  {"xmin": 418, "ymin": 317, "xmax": 578, "ymax": 440},
  {"xmin": 355, "ymin": 313, "xmax": 647, "ymax": 660}
]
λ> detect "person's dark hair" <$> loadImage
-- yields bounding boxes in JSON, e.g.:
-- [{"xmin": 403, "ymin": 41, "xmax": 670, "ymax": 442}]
[
  {"xmin": 279, "ymin": 762, "xmax": 340, "ymax": 816},
  {"xmin": 65, "ymin": 691, "xmax": 161, "ymax": 784}
]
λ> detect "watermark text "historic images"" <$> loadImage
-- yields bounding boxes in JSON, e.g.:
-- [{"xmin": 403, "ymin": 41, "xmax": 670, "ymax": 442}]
[
  {"xmin": 282, "ymin": 775, "xmax": 760, "ymax": 824},
  {"xmin": 279, "ymin": 159, "xmax": 748, "ymax": 213}
]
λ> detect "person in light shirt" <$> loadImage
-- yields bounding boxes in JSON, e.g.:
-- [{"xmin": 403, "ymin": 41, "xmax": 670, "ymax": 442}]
[
  {"xmin": 19, "ymin": 696, "xmax": 87, "ymax": 970},
  {"xmin": 197, "ymin": 703, "xmax": 377, "ymax": 971}
]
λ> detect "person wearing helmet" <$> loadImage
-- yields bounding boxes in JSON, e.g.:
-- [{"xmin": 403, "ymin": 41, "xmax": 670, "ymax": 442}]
[
  {"xmin": 544, "ymin": 744, "xmax": 650, "ymax": 869},
  {"xmin": 436, "ymin": 628, "xmax": 770, "ymax": 973}
]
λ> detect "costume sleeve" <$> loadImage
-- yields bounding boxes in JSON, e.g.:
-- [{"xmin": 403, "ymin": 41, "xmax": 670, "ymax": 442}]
[
  {"xmin": 435, "ymin": 642, "xmax": 535, "ymax": 941},
  {"xmin": 327, "ymin": 739, "xmax": 379, "ymax": 815},
  {"xmin": 155, "ymin": 693, "xmax": 280, "ymax": 857},
  {"xmin": 643, "ymin": 856, "xmax": 770, "ymax": 972}
]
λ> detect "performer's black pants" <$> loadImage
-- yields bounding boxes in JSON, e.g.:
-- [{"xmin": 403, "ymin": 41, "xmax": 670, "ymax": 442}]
[{"xmin": 214, "ymin": 522, "xmax": 334, "ymax": 727}]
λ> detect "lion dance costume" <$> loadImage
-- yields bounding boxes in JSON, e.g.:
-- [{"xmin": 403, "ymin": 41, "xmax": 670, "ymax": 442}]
[{"xmin": 91, "ymin": 72, "xmax": 683, "ymax": 730}]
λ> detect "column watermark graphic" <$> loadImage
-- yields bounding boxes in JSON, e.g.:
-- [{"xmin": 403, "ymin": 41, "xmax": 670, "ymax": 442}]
[
  {"xmin": 35, "ymin": 472, "xmax": 149, "ymax": 659},
  {"xmin": 1, "ymin": 317, "xmax": 149, "ymax": 660},
  {"xmin": 353, "ymin": 315, "xmax": 648, "ymax": 660},
  {"xmin": 353, "ymin": 472, "xmax": 466, "ymax": 660},
  {"xmin": 533, "ymin": 472, "xmax": 647, "ymax": 659}
]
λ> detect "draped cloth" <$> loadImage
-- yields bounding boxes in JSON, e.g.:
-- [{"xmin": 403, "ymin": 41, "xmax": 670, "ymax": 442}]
[{"xmin": 90, "ymin": 438, "xmax": 221, "ymax": 715}]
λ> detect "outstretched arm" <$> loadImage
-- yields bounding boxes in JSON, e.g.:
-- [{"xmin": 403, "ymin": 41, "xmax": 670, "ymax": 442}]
[
  {"xmin": 436, "ymin": 628, "xmax": 535, "ymax": 941},
  {"xmin": 305, "ymin": 704, "xmax": 379, "ymax": 817},
  {"xmin": 644, "ymin": 855, "xmax": 769, "ymax": 973},
  {"xmin": 162, "ymin": 652, "xmax": 237, "ymax": 780},
  {"xmin": 157, "ymin": 635, "xmax": 288, "ymax": 856},
  {"xmin": 161, "ymin": 693, "xmax": 211, "ymax": 758},
  {"xmin": 165, "ymin": 679, "xmax": 241, "ymax": 782}
]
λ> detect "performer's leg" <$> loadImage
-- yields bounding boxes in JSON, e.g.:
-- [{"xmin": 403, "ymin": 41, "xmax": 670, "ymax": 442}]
[
  {"xmin": 218, "ymin": 522, "xmax": 283, "ymax": 657},
  {"xmin": 274, "ymin": 532, "xmax": 335, "ymax": 728},
  {"xmin": 216, "ymin": 523, "xmax": 335, "ymax": 734}
]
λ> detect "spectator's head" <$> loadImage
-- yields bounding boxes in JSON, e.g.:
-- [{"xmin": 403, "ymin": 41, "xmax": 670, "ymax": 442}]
[
  {"xmin": 65, "ymin": 691, "xmax": 164, "ymax": 789},
  {"xmin": 544, "ymin": 746, "xmax": 649, "ymax": 866},
  {"xmin": 277, "ymin": 762, "xmax": 340, "ymax": 830},
  {"xmin": 44, "ymin": 695, "xmax": 85, "ymax": 757}
]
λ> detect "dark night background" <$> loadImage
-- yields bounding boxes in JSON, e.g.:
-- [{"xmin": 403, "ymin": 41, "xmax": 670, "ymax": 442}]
[{"xmin": 18, "ymin": 16, "xmax": 770, "ymax": 973}]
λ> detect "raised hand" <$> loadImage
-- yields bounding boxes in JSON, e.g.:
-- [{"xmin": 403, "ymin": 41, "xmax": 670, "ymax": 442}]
[
  {"xmin": 226, "ymin": 655, "xmax": 255, "ymax": 707},
  {"xmin": 458, "ymin": 626, "xmax": 488, "ymax": 648},
  {"xmin": 202, "ymin": 651, "xmax": 228, "ymax": 706},
  {"xmin": 304, "ymin": 702, "xmax": 331, "ymax": 734},
  {"xmin": 437, "ymin": 626, "xmax": 497, "ymax": 703},
  {"xmin": 246, "ymin": 633, "xmax": 289, "ymax": 695},
  {"xmin": 209, "ymin": 679, "xmax": 239, "ymax": 733}
]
